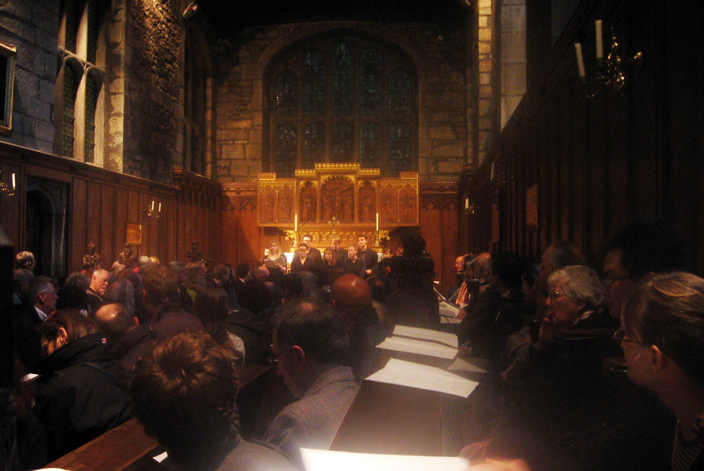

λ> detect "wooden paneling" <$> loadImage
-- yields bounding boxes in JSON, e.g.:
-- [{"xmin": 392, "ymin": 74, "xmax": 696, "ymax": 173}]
[{"xmin": 464, "ymin": 0, "xmax": 704, "ymax": 275}]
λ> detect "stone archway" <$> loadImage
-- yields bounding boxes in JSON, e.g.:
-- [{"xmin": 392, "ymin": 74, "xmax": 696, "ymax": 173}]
[{"xmin": 25, "ymin": 178, "xmax": 68, "ymax": 278}]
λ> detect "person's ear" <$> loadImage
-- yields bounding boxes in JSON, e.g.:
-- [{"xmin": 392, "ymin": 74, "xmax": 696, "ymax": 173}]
[
  {"xmin": 57, "ymin": 327, "xmax": 69, "ymax": 345},
  {"xmin": 649, "ymin": 345, "xmax": 667, "ymax": 372},
  {"xmin": 291, "ymin": 345, "xmax": 306, "ymax": 368}
]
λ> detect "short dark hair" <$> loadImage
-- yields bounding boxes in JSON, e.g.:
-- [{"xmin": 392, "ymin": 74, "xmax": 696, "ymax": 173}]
[
  {"xmin": 607, "ymin": 221, "xmax": 686, "ymax": 278},
  {"xmin": 212, "ymin": 264, "xmax": 229, "ymax": 281},
  {"xmin": 143, "ymin": 266, "xmax": 180, "ymax": 306},
  {"xmin": 623, "ymin": 272, "xmax": 704, "ymax": 386},
  {"xmin": 389, "ymin": 227, "xmax": 426, "ymax": 258},
  {"xmin": 549, "ymin": 240, "xmax": 585, "ymax": 270},
  {"xmin": 491, "ymin": 252, "xmax": 524, "ymax": 290},
  {"xmin": 235, "ymin": 263, "xmax": 249, "ymax": 278},
  {"xmin": 275, "ymin": 300, "xmax": 349, "ymax": 365},
  {"xmin": 131, "ymin": 332, "xmax": 239, "ymax": 465}
]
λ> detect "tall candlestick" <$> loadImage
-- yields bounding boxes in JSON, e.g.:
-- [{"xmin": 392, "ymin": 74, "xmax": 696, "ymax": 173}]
[
  {"xmin": 465, "ymin": 198, "xmax": 469, "ymax": 210},
  {"xmin": 11, "ymin": 173, "xmax": 16, "ymax": 191},
  {"xmin": 574, "ymin": 43, "xmax": 586, "ymax": 78},
  {"xmin": 595, "ymin": 20, "xmax": 603, "ymax": 59},
  {"xmin": 158, "ymin": 202, "xmax": 162, "ymax": 213},
  {"xmin": 294, "ymin": 214, "xmax": 298, "ymax": 232},
  {"xmin": 151, "ymin": 200, "xmax": 155, "ymax": 211},
  {"xmin": 376, "ymin": 212, "xmax": 379, "ymax": 232}
]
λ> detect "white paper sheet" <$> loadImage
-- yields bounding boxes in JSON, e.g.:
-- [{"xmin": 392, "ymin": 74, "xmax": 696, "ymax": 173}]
[
  {"xmin": 447, "ymin": 355, "xmax": 488, "ymax": 374},
  {"xmin": 301, "ymin": 448, "xmax": 469, "ymax": 471},
  {"xmin": 439, "ymin": 300, "xmax": 461, "ymax": 318},
  {"xmin": 365, "ymin": 358, "xmax": 479, "ymax": 398},
  {"xmin": 393, "ymin": 324, "xmax": 459, "ymax": 348},
  {"xmin": 377, "ymin": 336, "xmax": 458, "ymax": 360}
]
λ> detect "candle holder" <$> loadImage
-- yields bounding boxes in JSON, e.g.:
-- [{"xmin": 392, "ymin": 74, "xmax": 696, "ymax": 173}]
[
  {"xmin": 575, "ymin": 23, "xmax": 643, "ymax": 98},
  {"xmin": 0, "ymin": 171, "xmax": 16, "ymax": 196},
  {"xmin": 143, "ymin": 200, "xmax": 162, "ymax": 218}
]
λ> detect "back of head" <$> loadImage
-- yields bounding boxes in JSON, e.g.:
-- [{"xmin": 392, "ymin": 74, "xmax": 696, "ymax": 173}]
[
  {"xmin": 212, "ymin": 264, "xmax": 229, "ymax": 282},
  {"xmin": 38, "ymin": 309, "xmax": 100, "ymax": 344},
  {"xmin": 235, "ymin": 263, "xmax": 249, "ymax": 279},
  {"xmin": 103, "ymin": 279, "xmax": 136, "ymax": 315},
  {"xmin": 607, "ymin": 221, "xmax": 686, "ymax": 278},
  {"xmin": 193, "ymin": 285, "xmax": 230, "ymax": 345},
  {"xmin": 64, "ymin": 271, "xmax": 90, "ymax": 291},
  {"xmin": 490, "ymin": 252, "xmax": 524, "ymax": 290},
  {"xmin": 331, "ymin": 274, "xmax": 372, "ymax": 311},
  {"xmin": 238, "ymin": 279, "xmax": 274, "ymax": 314},
  {"xmin": 15, "ymin": 251, "xmax": 35, "ymax": 270},
  {"xmin": 623, "ymin": 272, "xmax": 704, "ymax": 386},
  {"xmin": 24, "ymin": 276, "xmax": 55, "ymax": 305},
  {"xmin": 131, "ymin": 332, "xmax": 239, "ymax": 465},
  {"xmin": 56, "ymin": 284, "xmax": 90, "ymax": 312},
  {"xmin": 275, "ymin": 300, "xmax": 349, "ymax": 365},
  {"xmin": 389, "ymin": 227, "xmax": 426, "ymax": 258},
  {"xmin": 549, "ymin": 240, "xmax": 585, "ymax": 270},
  {"xmin": 95, "ymin": 303, "xmax": 135, "ymax": 341},
  {"xmin": 143, "ymin": 266, "xmax": 180, "ymax": 307}
]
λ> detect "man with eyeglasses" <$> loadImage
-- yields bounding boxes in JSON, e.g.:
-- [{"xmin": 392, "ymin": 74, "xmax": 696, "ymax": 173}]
[{"xmin": 14, "ymin": 276, "xmax": 58, "ymax": 368}]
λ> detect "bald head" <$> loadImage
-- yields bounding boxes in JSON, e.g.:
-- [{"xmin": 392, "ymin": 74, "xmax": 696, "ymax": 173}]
[
  {"xmin": 331, "ymin": 274, "xmax": 372, "ymax": 311},
  {"xmin": 95, "ymin": 303, "xmax": 137, "ymax": 342}
]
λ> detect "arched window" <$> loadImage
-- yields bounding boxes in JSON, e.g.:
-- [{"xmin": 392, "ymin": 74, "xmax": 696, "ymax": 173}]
[
  {"xmin": 265, "ymin": 33, "xmax": 417, "ymax": 177},
  {"xmin": 55, "ymin": 0, "xmax": 107, "ymax": 164}
]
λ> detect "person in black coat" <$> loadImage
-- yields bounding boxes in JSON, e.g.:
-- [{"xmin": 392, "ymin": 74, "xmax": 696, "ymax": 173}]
[{"xmin": 31, "ymin": 309, "xmax": 132, "ymax": 462}]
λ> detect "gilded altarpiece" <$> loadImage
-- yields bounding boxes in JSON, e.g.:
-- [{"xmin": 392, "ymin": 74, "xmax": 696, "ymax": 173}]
[{"xmin": 257, "ymin": 164, "xmax": 418, "ymax": 247}]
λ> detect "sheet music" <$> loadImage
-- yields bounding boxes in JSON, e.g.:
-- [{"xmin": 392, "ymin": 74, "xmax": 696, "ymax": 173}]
[
  {"xmin": 301, "ymin": 448, "xmax": 469, "ymax": 471},
  {"xmin": 365, "ymin": 358, "xmax": 479, "ymax": 398},
  {"xmin": 377, "ymin": 336, "xmax": 458, "ymax": 360},
  {"xmin": 447, "ymin": 355, "xmax": 488, "ymax": 374},
  {"xmin": 393, "ymin": 325, "xmax": 459, "ymax": 348}
]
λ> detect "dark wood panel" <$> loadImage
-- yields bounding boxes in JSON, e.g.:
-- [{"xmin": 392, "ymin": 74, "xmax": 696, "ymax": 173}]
[{"xmin": 70, "ymin": 179, "xmax": 88, "ymax": 273}]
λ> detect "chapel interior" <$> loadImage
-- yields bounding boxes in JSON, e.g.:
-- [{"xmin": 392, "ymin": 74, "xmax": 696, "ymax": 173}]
[{"xmin": 1, "ymin": 0, "xmax": 703, "ymax": 467}]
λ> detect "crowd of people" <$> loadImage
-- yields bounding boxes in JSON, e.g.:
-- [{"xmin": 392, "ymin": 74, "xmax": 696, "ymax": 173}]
[{"xmin": 8, "ymin": 220, "xmax": 704, "ymax": 471}]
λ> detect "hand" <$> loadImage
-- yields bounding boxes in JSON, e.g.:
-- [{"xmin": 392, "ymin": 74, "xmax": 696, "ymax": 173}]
[
  {"xmin": 535, "ymin": 316, "xmax": 554, "ymax": 350},
  {"xmin": 457, "ymin": 307, "xmax": 467, "ymax": 320},
  {"xmin": 467, "ymin": 459, "xmax": 531, "ymax": 471}
]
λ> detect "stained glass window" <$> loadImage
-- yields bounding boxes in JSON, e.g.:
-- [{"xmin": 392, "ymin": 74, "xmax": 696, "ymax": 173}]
[
  {"xmin": 303, "ymin": 122, "xmax": 325, "ymax": 168},
  {"xmin": 303, "ymin": 49, "xmax": 325, "ymax": 116},
  {"xmin": 275, "ymin": 124, "xmax": 297, "ymax": 176},
  {"xmin": 84, "ymin": 74, "xmax": 97, "ymax": 163},
  {"xmin": 276, "ymin": 72, "xmax": 298, "ymax": 117},
  {"xmin": 62, "ymin": 66, "xmax": 76, "ymax": 157},
  {"xmin": 267, "ymin": 34, "xmax": 416, "ymax": 177}
]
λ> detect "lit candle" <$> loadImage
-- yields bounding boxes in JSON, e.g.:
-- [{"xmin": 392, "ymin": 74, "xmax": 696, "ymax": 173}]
[
  {"xmin": 11, "ymin": 173, "xmax": 16, "ymax": 191},
  {"xmin": 574, "ymin": 43, "xmax": 586, "ymax": 78},
  {"xmin": 151, "ymin": 200, "xmax": 155, "ymax": 211},
  {"xmin": 158, "ymin": 202, "xmax": 162, "ymax": 213},
  {"xmin": 376, "ymin": 212, "xmax": 379, "ymax": 232},
  {"xmin": 465, "ymin": 198, "xmax": 469, "ymax": 210},
  {"xmin": 595, "ymin": 20, "xmax": 603, "ymax": 59},
  {"xmin": 294, "ymin": 214, "xmax": 298, "ymax": 232}
]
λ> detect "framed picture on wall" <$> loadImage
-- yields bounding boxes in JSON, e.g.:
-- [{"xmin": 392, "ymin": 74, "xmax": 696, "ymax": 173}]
[{"xmin": 0, "ymin": 42, "xmax": 16, "ymax": 133}]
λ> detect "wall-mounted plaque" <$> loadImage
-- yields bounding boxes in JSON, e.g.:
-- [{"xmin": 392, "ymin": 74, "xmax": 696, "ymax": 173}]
[{"xmin": 126, "ymin": 223, "xmax": 143, "ymax": 245}]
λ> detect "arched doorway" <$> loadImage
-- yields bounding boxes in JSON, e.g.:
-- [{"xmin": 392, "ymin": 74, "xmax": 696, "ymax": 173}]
[{"xmin": 25, "ymin": 178, "xmax": 68, "ymax": 278}]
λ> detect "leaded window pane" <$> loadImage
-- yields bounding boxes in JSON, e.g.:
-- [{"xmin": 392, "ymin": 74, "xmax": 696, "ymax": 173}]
[
  {"xmin": 276, "ymin": 72, "xmax": 298, "ymax": 117},
  {"xmin": 389, "ymin": 123, "xmax": 411, "ymax": 175},
  {"xmin": 85, "ymin": 74, "xmax": 97, "ymax": 163},
  {"xmin": 62, "ymin": 66, "xmax": 76, "ymax": 157},
  {"xmin": 361, "ymin": 122, "xmax": 382, "ymax": 168},
  {"xmin": 303, "ymin": 122, "xmax": 325, "ymax": 169},
  {"xmin": 360, "ymin": 48, "xmax": 382, "ymax": 115},
  {"xmin": 332, "ymin": 123, "xmax": 353, "ymax": 162},
  {"xmin": 275, "ymin": 124, "xmax": 297, "ymax": 176},
  {"xmin": 389, "ymin": 69, "xmax": 412, "ymax": 115},
  {"xmin": 332, "ymin": 41, "xmax": 354, "ymax": 116},
  {"xmin": 87, "ymin": 0, "xmax": 98, "ymax": 63},
  {"xmin": 303, "ymin": 49, "xmax": 326, "ymax": 116},
  {"xmin": 64, "ymin": 0, "xmax": 78, "ymax": 52}
]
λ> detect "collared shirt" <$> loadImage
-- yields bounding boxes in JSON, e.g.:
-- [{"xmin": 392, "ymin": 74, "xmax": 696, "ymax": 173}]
[{"xmin": 35, "ymin": 306, "xmax": 49, "ymax": 322}]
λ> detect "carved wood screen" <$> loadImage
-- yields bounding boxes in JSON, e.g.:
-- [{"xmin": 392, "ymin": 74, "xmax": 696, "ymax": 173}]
[{"xmin": 257, "ymin": 163, "xmax": 418, "ymax": 247}]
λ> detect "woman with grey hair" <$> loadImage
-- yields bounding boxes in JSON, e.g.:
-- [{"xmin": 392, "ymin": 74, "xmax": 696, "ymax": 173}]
[{"xmin": 536, "ymin": 265, "xmax": 611, "ymax": 349}]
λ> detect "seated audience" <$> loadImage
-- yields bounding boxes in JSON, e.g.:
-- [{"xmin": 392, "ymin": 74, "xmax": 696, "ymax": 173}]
[
  {"xmin": 32, "ymin": 309, "xmax": 132, "ymax": 462},
  {"xmin": 619, "ymin": 272, "xmax": 704, "ymax": 470},
  {"xmin": 131, "ymin": 332, "xmax": 296, "ymax": 471},
  {"xmin": 194, "ymin": 285, "xmax": 245, "ymax": 361},
  {"xmin": 102, "ymin": 277, "xmax": 136, "ymax": 315},
  {"xmin": 14, "ymin": 276, "xmax": 57, "ymax": 369},
  {"xmin": 86, "ymin": 268, "xmax": 110, "ymax": 315},
  {"xmin": 15, "ymin": 250, "xmax": 36, "ymax": 272},
  {"xmin": 143, "ymin": 265, "xmax": 205, "ymax": 339},
  {"xmin": 95, "ymin": 303, "xmax": 154, "ymax": 371},
  {"xmin": 331, "ymin": 273, "xmax": 387, "ymax": 381},
  {"xmin": 263, "ymin": 300, "xmax": 359, "ymax": 466},
  {"xmin": 457, "ymin": 252, "xmax": 528, "ymax": 362}
]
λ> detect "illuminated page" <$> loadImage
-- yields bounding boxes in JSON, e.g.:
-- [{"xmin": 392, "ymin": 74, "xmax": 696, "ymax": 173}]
[
  {"xmin": 301, "ymin": 448, "xmax": 469, "ymax": 471},
  {"xmin": 377, "ymin": 336, "xmax": 458, "ymax": 360},
  {"xmin": 393, "ymin": 324, "xmax": 459, "ymax": 348},
  {"xmin": 365, "ymin": 358, "xmax": 479, "ymax": 398}
]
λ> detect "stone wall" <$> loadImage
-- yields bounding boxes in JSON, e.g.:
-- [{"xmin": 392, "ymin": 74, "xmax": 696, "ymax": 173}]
[
  {"xmin": 123, "ymin": 0, "xmax": 184, "ymax": 183},
  {"xmin": 214, "ymin": 20, "xmax": 471, "ymax": 184},
  {"xmin": 0, "ymin": 0, "xmax": 58, "ymax": 153}
]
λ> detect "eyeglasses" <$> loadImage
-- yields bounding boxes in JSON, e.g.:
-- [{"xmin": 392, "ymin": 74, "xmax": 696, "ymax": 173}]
[
  {"xmin": 40, "ymin": 291, "xmax": 58, "ymax": 297},
  {"xmin": 548, "ymin": 291, "xmax": 565, "ymax": 301},
  {"xmin": 612, "ymin": 328, "xmax": 646, "ymax": 345},
  {"xmin": 267, "ymin": 347, "xmax": 287, "ymax": 366}
]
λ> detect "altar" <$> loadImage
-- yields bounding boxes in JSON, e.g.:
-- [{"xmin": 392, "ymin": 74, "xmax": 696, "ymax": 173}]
[{"xmin": 257, "ymin": 163, "xmax": 419, "ymax": 248}]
